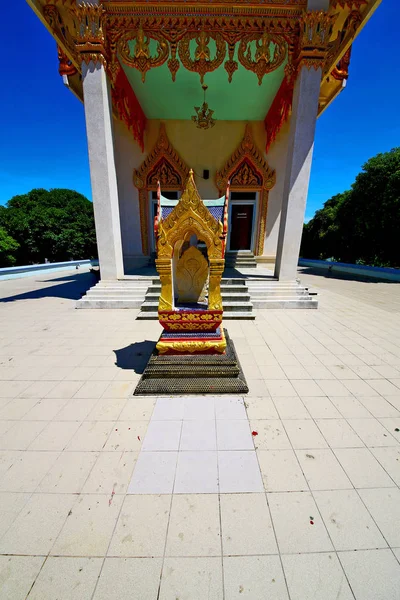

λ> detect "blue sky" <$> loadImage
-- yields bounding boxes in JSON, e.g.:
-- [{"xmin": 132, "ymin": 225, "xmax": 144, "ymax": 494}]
[{"xmin": 1, "ymin": 0, "xmax": 398, "ymax": 221}]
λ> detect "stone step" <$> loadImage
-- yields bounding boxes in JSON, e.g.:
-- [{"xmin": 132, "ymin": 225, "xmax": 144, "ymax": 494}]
[
  {"xmin": 147, "ymin": 284, "xmax": 250, "ymax": 294},
  {"xmin": 96, "ymin": 281, "xmax": 152, "ymax": 287},
  {"xmin": 86, "ymin": 290, "xmax": 148, "ymax": 298},
  {"xmin": 252, "ymin": 299, "xmax": 318, "ymax": 309},
  {"xmin": 140, "ymin": 300, "xmax": 253, "ymax": 312},
  {"xmin": 76, "ymin": 299, "xmax": 143, "ymax": 309},
  {"xmin": 136, "ymin": 310, "xmax": 256, "ymax": 320},
  {"xmin": 250, "ymin": 290, "xmax": 310, "ymax": 298},
  {"xmin": 145, "ymin": 292, "xmax": 251, "ymax": 302}
]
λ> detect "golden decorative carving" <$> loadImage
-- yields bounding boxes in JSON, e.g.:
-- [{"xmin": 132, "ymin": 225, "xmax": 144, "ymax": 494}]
[
  {"xmin": 176, "ymin": 246, "xmax": 209, "ymax": 304},
  {"xmin": 74, "ymin": 2, "xmax": 107, "ymax": 67},
  {"xmin": 238, "ymin": 33, "xmax": 287, "ymax": 85},
  {"xmin": 158, "ymin": 175, "xmax": 224, "ymax": 262},
  {"xmin": 331, "ymin": 46, "xmax": 352, "ymax": 81},
  {"xmin": 167, "ymin": 323, "xmax": 216, "ymax": 331},
  {"xmin": 298, "ymin": 10, "xmax": 335, "ymax": 70},
  {"xmin": 155, "ymin": 171, "xmax": 225, "ymax": 322},
  {"xmin": 157, "ymin": 336, "xmax": 226, "ymax": 355},
  {"xmin": 156, "ymin": 257, "xmax": 173, "ymax": 310},
  {"xmin": 118, "ymin": 28, "xmax": 169, "ymax": 82},
  {"xmin": 231, "ymin": 162, "xmax": 262, "ymax": 187},
  {"xmin": 178, "ymin": 32, "xmax": 226, "ymax": 84},
  {"xmin": 331, "ymin": 0, "xmax": 367, "ymax": 7},
  {"xmin": 58, "ymin": 46, "xmax": 78, "ymax": 77},
  {"xmin": 323, "ymin": 10, "xmax": 361, "ymax": 77},
  {"xmin": 133, "ymin": 124, "xmax": 190, "ymax": 255},
  {"xmin": 43, "ymin": 5, "xmax": 79, "ymax": 71},
  {"xmin": 208, "ymin": 259, "xmax": 225, "ymax": 311},
  {"xmin": 216, "ymin": 124, "xmax": 276, "ymax": 256},
  {"xmin": 104, "ymin": 5, "xmax": 298, "ymax": 83}
]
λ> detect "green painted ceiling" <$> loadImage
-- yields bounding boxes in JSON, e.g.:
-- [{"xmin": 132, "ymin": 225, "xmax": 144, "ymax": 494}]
[{"xmin": 121, "ymin": 41, "xmax": 286, "ymax": 121}]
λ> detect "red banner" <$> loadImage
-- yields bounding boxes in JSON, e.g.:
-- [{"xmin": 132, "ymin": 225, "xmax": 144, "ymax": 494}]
[
  {"xmin": 111, "ymin": 65, "xmax": 147, "ymax": 152},
  {"xmin": 264, "ymin": 76, "xmax": 294, "ymax": 154}
]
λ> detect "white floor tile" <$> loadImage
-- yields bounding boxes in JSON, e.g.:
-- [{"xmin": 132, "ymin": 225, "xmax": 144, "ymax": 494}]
[
  {"xmin": 250, "ymin": 420, "xmax": 291, "ymax": 450},
  {"xmin": 218, "ymin": 451, "xmax": 263, "ymax": 493},
  {"xmin": 358, "ymin": 487, "xmax": 400, "ymax": 547},
  {"xmin": 315, "ymin": 419, "xmax": 364, "ymax": 448},
  {"xmin": 216, "ymin": 420, "xmax": 254, "ymax": 450},
  {"xmin": 174, "ymin": 451, "xmax": 218, "ymax": 493},
  {"xmin": 334, "ymin": 447, "xmax": 396, "ymax": 488},
  {"xmin": 108, "ymin": 495, "xmax": 170, "ymax": 557},
  {"xmin": 282, "ymin": 552, "xmax": 353, "ymax": 600},
  {"xmin": 370, "ymin": 447, "xmax": 400, "ymax": 486},
  {"xmin": 0, "ymin": 556, "xmax": 44, "ymax": 600},
  {"xmin": 314, "ymin": 489, "xmax": 387, "ymax": 551},
  {"xmin": 296, "ymin": 449, "xmax": 352, "ymax": 490},
  {"xmin": 348, "ymin": 418, "xmax": 399, "ymax": 447},
  {"xmin": 165, "ymin": 494, "xmax": 221, "ymax": 557},
  {"xmin": 141, "ymin": 420, "xmax": 182, "ymax": 452},
  {"xmin": 215, "ymin": 397, "xmax": 247, "ymax": 420},
  {"xmin": 160, "ymin": 557, "xmax": 223, "ymax": 600},
  {"xmin": 268, "ymin": 491, "xmax": 333, "ymax": 554},
  {"xmin": 301, "ymin": 396, "xmax": 342, "ymax": 419},
  {"xmin": 273, "ymin": 396, "xmax": 311, "ymax": 419},
  {"xmin": 244, "ymin": 397, "xmax": 279, "ymax": 419},
  {"xmin": 93, "ymin": 558, "xmax": 162, "ymax": 600},
  {"xmin": 284, "ymin": 419, "xmax": 328, "ymax": 449},
  {"xmin": 128, "ymin": 451, "xmax": 178, "ymax": 494},
  {"xmin": 258, "ymin": 449, "xmax": 308, "ymax": 492},
  {"xmin": 180, "ymin": 420, "xmax": 216, "ymax": 451},
  {"xmin": 220, "ymin": 493, "xmax": 277, "ymax": 555},
  {"xmin": 152, "ymin": 397, "xmax": 184, "ymax": 420},
  {"xmin": 339, "ymin": 549, "xmax": 400, "ymax": 600},
  {"xmin": 223, "ymin": 555, "xmax": 289, "ymax": 600},
  {"xmin": 183, "ymin": 397, "xmax": 215, "ymax": 420},
  {"xmin": 27, "ymin": 556, "xmax": 102, "ymax": 600}
]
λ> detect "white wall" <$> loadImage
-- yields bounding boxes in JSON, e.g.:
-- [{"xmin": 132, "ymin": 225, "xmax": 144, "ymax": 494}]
[
  {"xmin": 113, "ymin": 118, "xmax": 290, "ymax": 270},
  {"xmin": 113, "ymin": 119, "xmax": 147, "ymax": 272}
]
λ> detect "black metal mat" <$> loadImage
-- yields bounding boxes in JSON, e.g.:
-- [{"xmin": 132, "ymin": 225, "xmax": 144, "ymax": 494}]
[{"xmin": 134, "ymin": 329, "xmax": 248, "ymax": 395}]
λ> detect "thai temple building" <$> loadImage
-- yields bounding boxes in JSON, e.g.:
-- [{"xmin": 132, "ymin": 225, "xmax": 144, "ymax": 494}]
[{"xmin": 27, "ymin": 0, "xmax": 381, "ymax": 282}]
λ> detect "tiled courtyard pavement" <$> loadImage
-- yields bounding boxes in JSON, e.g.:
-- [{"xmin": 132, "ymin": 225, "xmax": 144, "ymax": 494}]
[{"xmin": 0, "ymin": 267, "xmax": 400, "ymax": 599}]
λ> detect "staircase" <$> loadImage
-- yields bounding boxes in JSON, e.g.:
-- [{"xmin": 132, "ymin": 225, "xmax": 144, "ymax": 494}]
[
  {"xmin": 76, "ymin": 276, "xmax": 318, "ymax": 312},
  {"xmin": 136, "ymin": 278, "xmax": 254, "ymax": 320},
  {"xmin": 246, "ymin": 279, "xmax": 318, "ymax": 309},
  {"xmin": 225, "ymin": 251, "xmax": 257, "ymax": 269},
  {"xmin": 76, "ymin": 278, "xmax": 152, "ymax": 309}
]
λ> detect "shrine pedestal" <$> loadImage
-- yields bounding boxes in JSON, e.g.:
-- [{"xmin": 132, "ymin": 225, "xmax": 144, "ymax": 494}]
[{"xmin": 134, "ymin": 330, "xmax": 248, "ymax": 395}]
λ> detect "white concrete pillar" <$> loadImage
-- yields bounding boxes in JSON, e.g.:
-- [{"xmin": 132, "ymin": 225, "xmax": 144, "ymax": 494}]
[
  {"xmin": 274, "ymin": 66, "xmax": 321, "ymax": 280},
  {"xmin": 82, "ymin": 61, "xmax": 124, "ymax": 280}
]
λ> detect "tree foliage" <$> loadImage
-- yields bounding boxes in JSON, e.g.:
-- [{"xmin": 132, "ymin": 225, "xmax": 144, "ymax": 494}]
[
  {"xmin": 0, "ymin": 226, "xmax": 19, "ymax": 266},
  {"xmin": 301, "ymin": 148, "xmax": 400, "ymax": 268},
  {"xmin": 0, "ymin": 188, "xmax": 97, "ymax": 267}
]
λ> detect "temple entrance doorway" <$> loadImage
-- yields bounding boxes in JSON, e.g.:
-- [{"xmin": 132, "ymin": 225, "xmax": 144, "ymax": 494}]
[{"xmin": 228, "ymin": 192, "xmax": 257, "ymax": 251}]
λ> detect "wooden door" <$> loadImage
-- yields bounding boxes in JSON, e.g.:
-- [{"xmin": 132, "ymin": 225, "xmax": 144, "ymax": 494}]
[{"xmin": 229, "ymin": 204, "xmax": 254, "ymax": 250}]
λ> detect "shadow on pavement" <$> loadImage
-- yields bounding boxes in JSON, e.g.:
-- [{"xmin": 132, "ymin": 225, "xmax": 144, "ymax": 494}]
[
  {"xmin": 0, "ymin": 271, "xmax": 97, "ymax": 303},
  {"xmin": 298, "ymin": 266, "xmax": 399, "ymax": 284},
  {"xmin": 113, "ymin": 341, "xmax": 156, "ymax": 374}
]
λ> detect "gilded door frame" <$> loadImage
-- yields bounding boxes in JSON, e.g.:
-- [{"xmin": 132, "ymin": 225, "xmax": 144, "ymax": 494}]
[
  {"xmin": 215, "ymin": 124, "xmax": 276, "ymax": 256},
  {"xmin": 133, "ymin": 123, "xmax": 190, "ymax": 256}
]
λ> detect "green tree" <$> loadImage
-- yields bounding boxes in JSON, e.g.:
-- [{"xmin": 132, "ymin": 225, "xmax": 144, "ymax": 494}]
[
  {"xmin": 301, "ymin": 148, "xmax": 400, "ymax": 268},
  {"xmin": 0, "ymin": 188, "xmax": 97, "ymax": 266},
  {"xmin": 0, "ymin": 226, "xmax": 19, "ymax": 267}
]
